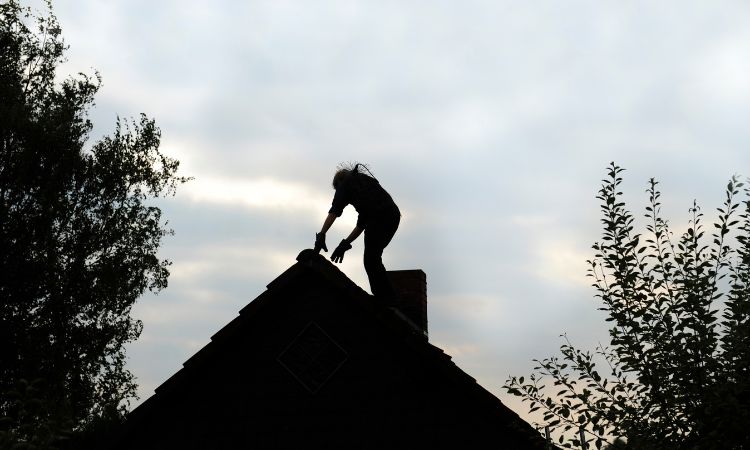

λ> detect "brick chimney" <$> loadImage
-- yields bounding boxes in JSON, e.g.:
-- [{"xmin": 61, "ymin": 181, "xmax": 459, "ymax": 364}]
[{"xmin": 386, "ymin": 270, "xmax": 427, "ymax": 338}]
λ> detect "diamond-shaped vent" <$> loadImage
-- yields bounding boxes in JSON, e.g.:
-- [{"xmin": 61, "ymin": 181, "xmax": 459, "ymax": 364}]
[{"xmin": 278, "ymin": 322, "xmax": 347, "ymax": 394}]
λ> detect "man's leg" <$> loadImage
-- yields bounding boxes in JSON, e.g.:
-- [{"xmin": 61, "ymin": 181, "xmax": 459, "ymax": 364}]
[{"xmin": 363, "ymin": 212, "xmax": 400, "ymax": 300}]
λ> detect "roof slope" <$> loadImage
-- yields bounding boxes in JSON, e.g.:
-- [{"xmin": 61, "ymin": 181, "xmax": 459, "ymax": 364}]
[{"xmin": 109, "ymin": 250, "xmax": 548, "ymax": 449}]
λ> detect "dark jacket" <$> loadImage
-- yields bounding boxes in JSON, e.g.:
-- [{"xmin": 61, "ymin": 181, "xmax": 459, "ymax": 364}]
[{"xmin": 328, "ymin": 172, "xmax": 399, "ymax": 228}]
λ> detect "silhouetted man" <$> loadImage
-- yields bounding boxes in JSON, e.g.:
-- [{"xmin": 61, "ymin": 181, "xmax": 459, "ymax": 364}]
[{"xmin": 314, "ymin": 164, "xmax": 401, "ymax": 301}]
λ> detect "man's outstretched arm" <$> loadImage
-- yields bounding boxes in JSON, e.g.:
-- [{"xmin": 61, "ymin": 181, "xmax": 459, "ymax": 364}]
[
  {"xmin": 344, "ymin": 226, "xmax": 363, "ymax": 244},
  {"xmin": 320, "ymin": 213, "xmax": 337, "ymax": 234}
]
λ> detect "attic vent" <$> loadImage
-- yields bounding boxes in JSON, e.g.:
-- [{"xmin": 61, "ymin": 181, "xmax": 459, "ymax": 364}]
[{"xmin": 277, "ymin": 322, "xmax": 347, "ymax": 394}]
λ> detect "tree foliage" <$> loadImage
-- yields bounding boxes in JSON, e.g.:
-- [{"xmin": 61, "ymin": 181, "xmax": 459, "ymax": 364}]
[
  {"xmin": 0, "ymin": 0, "xmax": 188, "ymax": 445},
  {"xmin": 505, "ymin": 163, "xmax": 750, "ymax": 449}
]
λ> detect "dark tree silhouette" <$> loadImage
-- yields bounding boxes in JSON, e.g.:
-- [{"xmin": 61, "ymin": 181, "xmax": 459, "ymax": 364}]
[
  {"xmin": 505, "ymin": 163, "xmax": 750, "ymax": 449},
  {"xmin": 0, "ymin": 0, "xmax": 188, "ymax": 446}
]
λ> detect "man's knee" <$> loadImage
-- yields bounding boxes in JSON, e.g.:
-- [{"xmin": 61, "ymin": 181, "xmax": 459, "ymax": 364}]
[
  {"xmin": 363, "ymin": 252, "xmax": 377, "ymax": 270},
  {"xmin": 363, "ymin": 250, "xmax": 382, "ymax": 272}
]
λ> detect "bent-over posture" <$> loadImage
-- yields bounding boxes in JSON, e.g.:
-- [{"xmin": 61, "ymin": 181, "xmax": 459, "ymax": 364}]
[{"xmin": 314, "ymin": 164, "xmax": 400, "ymax": 300}]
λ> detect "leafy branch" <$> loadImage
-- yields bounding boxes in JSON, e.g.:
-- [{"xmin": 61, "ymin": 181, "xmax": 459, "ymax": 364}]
[{"xmin": 505, "ymin": 163, "xmax": 750, "ymax": 449}]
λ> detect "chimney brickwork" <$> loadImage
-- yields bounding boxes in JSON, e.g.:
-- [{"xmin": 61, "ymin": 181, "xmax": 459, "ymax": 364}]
[{"xmin": 386, "ymin": 270, "xmax": 427, "ymax": 336}]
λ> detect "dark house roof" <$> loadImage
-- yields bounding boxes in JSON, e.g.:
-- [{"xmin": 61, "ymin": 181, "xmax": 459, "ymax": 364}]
[{"xmin": 107, "ymin": 250, "xmax": 548, "ymax": 449}]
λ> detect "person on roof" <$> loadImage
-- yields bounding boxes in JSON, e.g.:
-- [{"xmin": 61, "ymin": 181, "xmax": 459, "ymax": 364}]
[{"xmin": 314, "ymin": 163, "xmax": 401, "ymax": 301}]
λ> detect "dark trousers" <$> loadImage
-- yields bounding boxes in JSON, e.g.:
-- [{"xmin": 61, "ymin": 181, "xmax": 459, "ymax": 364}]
[{"xmin": 363, "ymin": 207, "xmax": 400, "ymax": 300}]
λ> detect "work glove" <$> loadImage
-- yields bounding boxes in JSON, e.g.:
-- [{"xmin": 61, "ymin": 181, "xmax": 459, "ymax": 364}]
[
  {"xmin": 331, "ymin": 240, "xmax": 352, "ymax": 263},
  {"xmin": 314, "ymin": 232, "xmax": 328, "ymax": 253}
]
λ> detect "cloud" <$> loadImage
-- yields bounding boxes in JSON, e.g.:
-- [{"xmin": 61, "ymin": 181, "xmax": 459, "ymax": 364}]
[
  {"xmin": 690, "ymin": 32, "xmax": 750, "ymax": 106},
  {"xmin": 181, "ymin": 176, "xmax": 331, "ymax": 212},
  {"xmin": 531, "ymin": 238, "xmax": 591, "ymax": 288},
  {"xmin": 167, "ymin": 244, "xmax": 297, "ymax": 287}
]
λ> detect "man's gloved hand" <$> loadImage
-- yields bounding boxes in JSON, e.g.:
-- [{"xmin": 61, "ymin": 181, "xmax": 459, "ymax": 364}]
[
  {"xmin": 314, "ymin": 232, "xmax": 328, "ymax": 253},
  {"xmin": 331, "ymin": 240, "xmax": 352, "ymax": 263}
]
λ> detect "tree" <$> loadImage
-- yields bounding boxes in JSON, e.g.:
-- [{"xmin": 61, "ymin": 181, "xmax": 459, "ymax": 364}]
[
  {"xmin": 504, "ymin": 163, "xmax": 750, "ymax": 449},
  {"xmin": 0, "ymin": 0, "xmax": 189, "ymax": 445}
]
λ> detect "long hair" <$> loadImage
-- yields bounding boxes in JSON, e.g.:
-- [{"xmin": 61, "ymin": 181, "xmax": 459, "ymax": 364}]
[{"xmin": 332, "ymin": 162, "xmax": 375, "ymax": 189}]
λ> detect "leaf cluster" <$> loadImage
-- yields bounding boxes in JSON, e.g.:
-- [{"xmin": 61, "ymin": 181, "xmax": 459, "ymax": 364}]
[
  {"xmin": 505, "ymin": 163, "xmax": 750, "ymax": 449},
  {"xmin": 0, "ymin": 379, "xmax": 72, "ymax": 450}
]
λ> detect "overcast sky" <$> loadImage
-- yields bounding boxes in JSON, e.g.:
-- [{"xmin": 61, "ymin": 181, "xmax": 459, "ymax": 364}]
[{"xmin": 40, "ymin": 0, "xmax": 750, "ymax": 422}]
